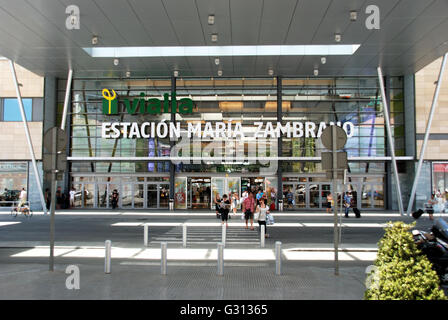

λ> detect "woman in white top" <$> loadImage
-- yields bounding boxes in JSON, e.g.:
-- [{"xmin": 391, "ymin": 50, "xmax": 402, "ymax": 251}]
[{"xmin": 256, "ymin": 198, "xmax": 270, "ymax": 238}]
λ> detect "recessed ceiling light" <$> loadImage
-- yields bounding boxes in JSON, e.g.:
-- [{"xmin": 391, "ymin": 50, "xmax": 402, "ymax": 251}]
[
  {"xmin": 335, "ymin": 33, "xmax": 341, "ymax": 42},
  {"xmin": 208, "ymin": 15, "xmax": 215, "ymax": 25},
  {"xmin": 215, "ymin": 58, "xmax": 220, "ymax": 65},
  {"xmin": 91, "ymin": 35, "xmax": 98, "ymax": 45},
  {"xmin": 217, "ymin": 70, "xmax": 223, "ymax": 76},
  {"xmin": 321, "ymin": 57, "xmax": 326, "ymax": 64},
  {"xmin": 113, "ymin": 58, "xmax": 119, "ymax": 66},
  {"xmin": 350, "ymin": 11, "xmax": 357, "ymax": 21},
  {"xmin": 211, "ymin": 34, "xmax": 218, "ymax": 42}
]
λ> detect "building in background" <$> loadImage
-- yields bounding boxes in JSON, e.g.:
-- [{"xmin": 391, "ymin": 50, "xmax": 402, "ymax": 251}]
[
  {"xmin": 0, "ymin": 1, "xmax": 445, "ymax": 212},
  {"xmin": 415, "ymin": 57, "xmax": 448, "ymax": 207},
  {"xmin": 0, "ymin": 58, "xmax": 43, "ymax": 209}
]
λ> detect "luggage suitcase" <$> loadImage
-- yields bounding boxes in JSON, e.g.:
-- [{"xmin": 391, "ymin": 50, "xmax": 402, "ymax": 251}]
[
  {"xmin": 353, "ymin": 207, "xmax": 361, "ymax": 218},
  {"xmin": 412, "ymin": 209, "xmax": 424, "ymax": 219}
]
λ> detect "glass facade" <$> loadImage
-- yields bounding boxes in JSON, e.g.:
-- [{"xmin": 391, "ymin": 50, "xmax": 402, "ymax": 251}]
[
  {"xmin": 0, "ymin": 162, "xmax": 27, "ymax": 205},
  {"xmin": 61, "ymin": 76, "xmax": 404, "ymax": 210}
]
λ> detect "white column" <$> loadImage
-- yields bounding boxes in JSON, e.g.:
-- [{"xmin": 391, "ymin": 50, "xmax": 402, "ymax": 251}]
[
  {"xmin": 260, "ymin": 224, "xmax": 265, "ymax": 248},
  {"xmin": 275, "ymin": 241, "xmax": 282, "ymax": 275},
  {"xmin": 377, "ymin": 67, "xmax": 405, "ymax": 216},
  {"xmin": 221, "ymin": 223, "xmax": 226, "ymax": 247},
  {"xmin": 60, "ymin": 69, "xmax": 73, "ymax": 131},
  {"xmin": 182, "ymin": 223, "xmax": 187, "ymax": 248},
  {"xmin": 105, "ymin": 240, "xmax": 111, "ymax": 274},
  {"xmin": 161, "ymin": 242, "xmax": 167, "ymax": 275},
  {"xmin": 407, "ymin": 53, "xmax": 448, "ymax": 215},
  {"xmin": 217, "ymin": 242, "xmax": 224, "ymax": 276},
  {"xmin": 144, "ymin": 224, "xmax": 149, "ymax": 247},
  {"xmin": 8, "ymin": 60, "xmax": 47, "ymax": 214}
]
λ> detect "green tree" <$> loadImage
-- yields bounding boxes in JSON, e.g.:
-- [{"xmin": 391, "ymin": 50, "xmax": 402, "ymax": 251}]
[{"xmin": 365, "ymin": 221, "xmax": 446, "ymax": 300}]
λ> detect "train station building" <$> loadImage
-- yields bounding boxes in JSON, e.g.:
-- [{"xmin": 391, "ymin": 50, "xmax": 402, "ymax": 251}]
[{"xmin": 0, "ymin": 1, "xmax": 447, "ymax": 213}]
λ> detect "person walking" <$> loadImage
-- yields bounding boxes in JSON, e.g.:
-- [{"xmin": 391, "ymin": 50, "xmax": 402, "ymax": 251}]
[
  {"xmin": 326, "ymin": 192, "xmax": 333, "ymax": 213},
  {"xmin": 286, "ymin": 189, "xmax": 294, "ymax": 209},
  {"xmin": 56, "ymin": 186, "xmax": 63, "ymax": 210},
  {"xmin": 220, "ymin": 194, "xmax": 231, "ymax": 227},
  {"xmin": 18, "ymin": 187, "xmax": 27, "ymax": 209},
  {"xmin": 231, "ymin": 192, "xmax": 239, "ymax": 216},
  {"xmin": 44, "ymin": 188, "xmax": 51, "ymax": 210},
  {"xmin": 270, "ymin": 188, "xmax": 276, "ymax": 211},
  {"xmin": 242, "ymin": 190, "xmax": 248, "ymax": 202},
  {"xmin": 69, "ymin": 187, "xmax": 76, "ymax": 208},
  {"xmin": 343, "ymin": 192, "xmax": 352, "ymax": 218},
  {"xmin": 255, "ymin": 198, "xmax": 270, "ymax": 238},
  {"xmin": 214, "ymin": 193, "xmax": 222, "ymax": 219},
  {"xmin": 242, "ymin": 191, "xmax": 256, "ymax": 230},
  {"xmin": 111, "ymin": 189, "xmax": 119, "ymax": 209},
  {"xmin": 426, "ymin": 194, "xmax": 437, "ymax": 221}
]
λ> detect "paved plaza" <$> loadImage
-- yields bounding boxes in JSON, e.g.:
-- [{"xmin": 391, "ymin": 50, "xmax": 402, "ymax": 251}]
[{"xmin": 1, "ymin": 210, "xmax": 442, "ymax": 299}]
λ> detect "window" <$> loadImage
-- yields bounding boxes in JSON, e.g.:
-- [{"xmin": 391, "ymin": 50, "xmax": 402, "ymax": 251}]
[{"xmin": 3, "ymin": 98, "xmax": 32, "ymax": 121}]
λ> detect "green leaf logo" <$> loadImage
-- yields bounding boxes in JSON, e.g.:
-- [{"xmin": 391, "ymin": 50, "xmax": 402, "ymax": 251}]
[{"xmin": 102, "ymin": 89, "xmax": 118, "ymax": 115}]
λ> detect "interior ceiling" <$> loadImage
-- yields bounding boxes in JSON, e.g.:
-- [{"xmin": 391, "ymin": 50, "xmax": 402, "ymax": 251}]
[{"xmin": 0, "ymin": 0, "xmax": 447, "ymax": 78}]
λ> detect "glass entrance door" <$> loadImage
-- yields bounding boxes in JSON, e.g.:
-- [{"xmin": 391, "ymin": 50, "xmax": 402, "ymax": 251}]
[
  {"xmin": 283, "ymin": 184, "xmax": 295, "ymax": 209},
  {"xmin": 133, "ymin": 184, "xmax": 144, "ymax": 208},
  {"xmin": 121, "ymin": 183, "xmax": 133, "ymax": 208},
  {"xmin": 159, "ymin": 184, "xmax": 169, "ymax": 209},
  {"xmin": 174, "ymin": 177, "xmax": 187, "ymax": 209},
  {"xmin": 83, "ymin": 184, "xmax": 94, "ymax": 208},
  {"xmin": 211, "ymin": 177, "xmax": 225, "ymax": 209},
  {"xmin": 97, "ymin": 183, "xmax": 108, "ymax": 208},
  {"xmin": 189, "ymin": 178, "xmax": 211, "ymax": 209},
  {"xmin": 147, "ymin": 184, "xmax": 158, "ymax": 208},
  {"xmin": 211, "ymin": 177, "xmax": 241, "ymax": 209},
  {"xmin": 295, "ymin": 184, "xmax": 306, "ymax": 208}
]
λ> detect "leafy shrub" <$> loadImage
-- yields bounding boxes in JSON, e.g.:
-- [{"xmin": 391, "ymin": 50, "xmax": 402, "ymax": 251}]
[{"xmin": 364, "ymin": 221, "xmax": 446, "ymax": 300}]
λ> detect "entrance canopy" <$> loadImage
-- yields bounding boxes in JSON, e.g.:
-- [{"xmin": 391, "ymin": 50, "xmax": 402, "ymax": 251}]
[{"xmin": 0, "ymin": 0, "xmax": 446, "ymax": 78}]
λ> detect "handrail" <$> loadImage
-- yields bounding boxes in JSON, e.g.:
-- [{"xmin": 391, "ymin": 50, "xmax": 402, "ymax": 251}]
[{"xmin": 0, "ymin": 200, "xmax": 30, "ymax": 207}]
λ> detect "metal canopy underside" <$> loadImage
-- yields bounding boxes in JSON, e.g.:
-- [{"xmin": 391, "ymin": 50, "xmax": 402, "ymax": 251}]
[{"xmin": 0, "ymin": 0, "xmax": 447, "ymax": 78}]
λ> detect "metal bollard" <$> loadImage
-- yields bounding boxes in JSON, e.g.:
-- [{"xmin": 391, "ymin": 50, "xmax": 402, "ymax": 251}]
[
  {"xmin": 221, "ymin": 224, "xmax": 226, "ymax": 247},
  {"xmin": 105, "ymin": 240, "xmax": 111, "ymax": 274},
  {"xmin": 260, "ymin": 224, "xmax": 265, "ymax": 248},
  {"xmin": 275, "ymin": 241, "xmax": 282, "ymax": 275},
  {"xmin": 217, "ymin": 242, "xmax": 224, "ymax": 276},
  {"xmin": 144, "ymin": 224, "xmax": 149, "ymax": 247},
  {"xmin": 161, "ymin": 242, "xmax": 167, "ymax": 275},
  {"xmin": 182, "ymin": 224, "xmax": 187, "ymax": 248}
]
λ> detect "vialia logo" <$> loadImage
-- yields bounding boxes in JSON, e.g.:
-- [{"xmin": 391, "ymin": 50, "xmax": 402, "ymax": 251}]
[{"xmin": 102, "ymin": 89, "xmax": 194, "ymax": 115}]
